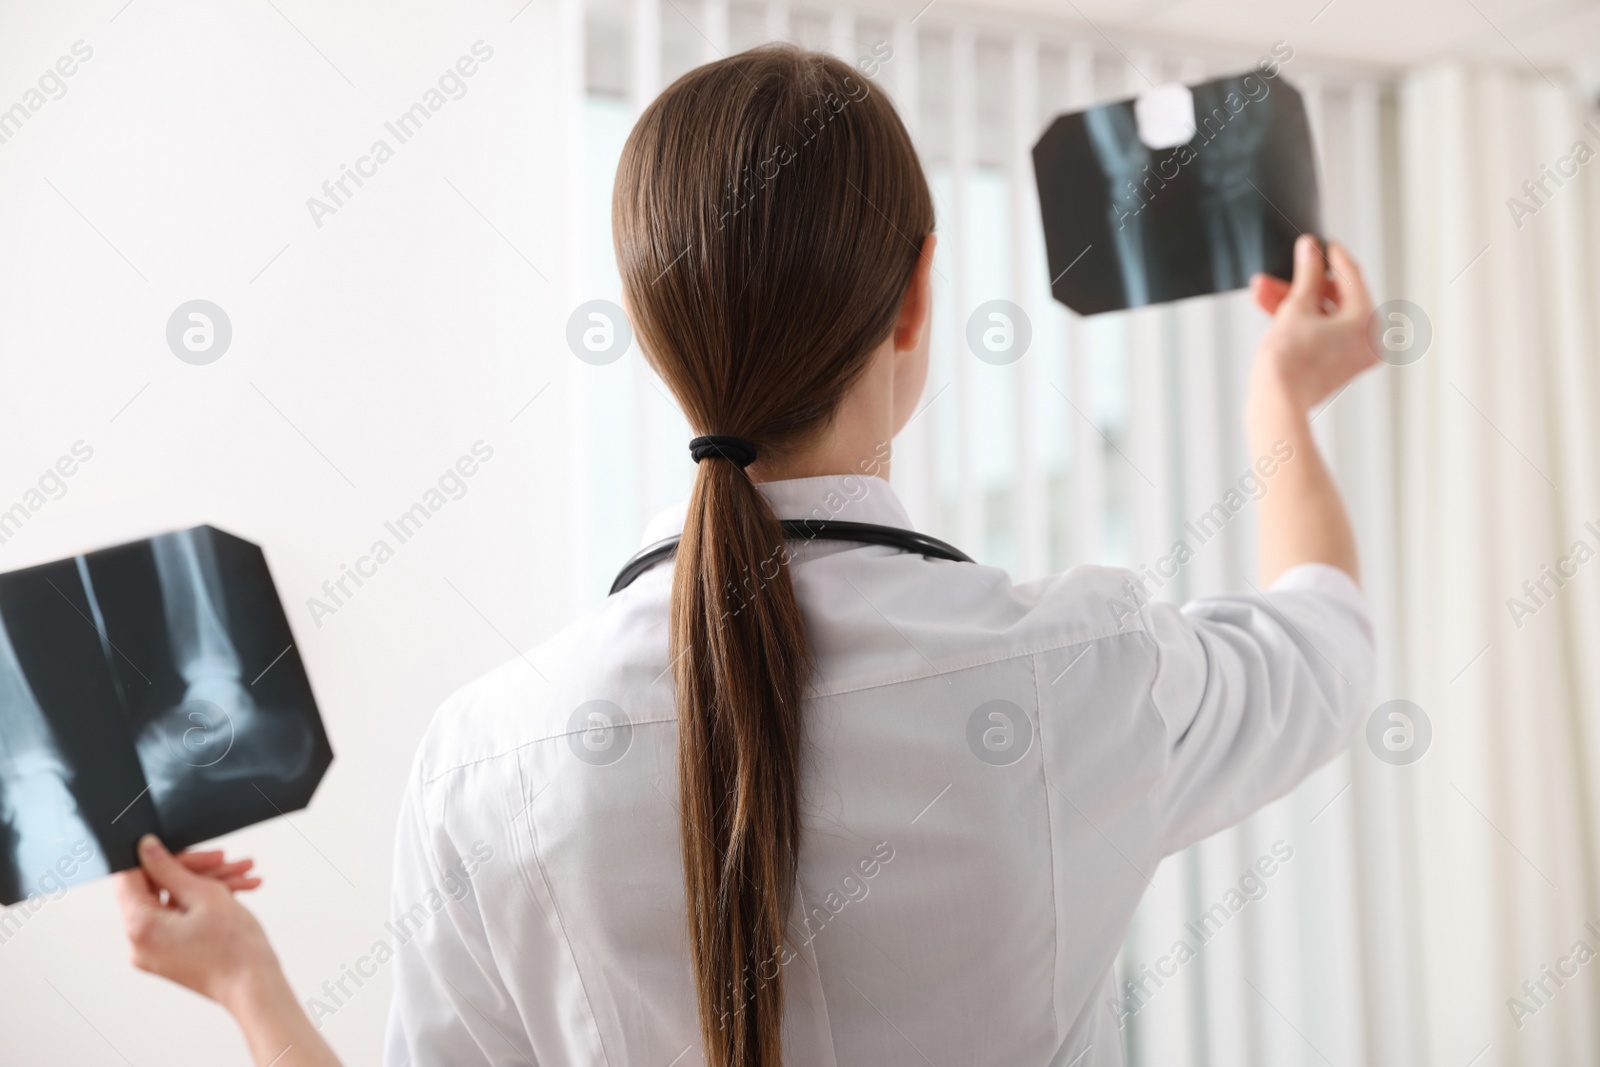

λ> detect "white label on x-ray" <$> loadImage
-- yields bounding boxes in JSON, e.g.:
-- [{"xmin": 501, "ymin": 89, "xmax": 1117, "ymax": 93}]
[{"xmin": 1134, "ymin": 82, "xmax": 1196, "ymax": 150}]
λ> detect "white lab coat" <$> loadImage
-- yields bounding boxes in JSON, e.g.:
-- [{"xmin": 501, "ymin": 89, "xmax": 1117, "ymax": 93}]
[{"xmin": 382, "ymin": 473, "xmax": 1373, "ymax": 1066}]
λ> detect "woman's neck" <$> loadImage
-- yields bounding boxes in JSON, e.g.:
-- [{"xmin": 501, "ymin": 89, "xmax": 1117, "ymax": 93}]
[{"xmin": 747, "ymin": 343, "xmax": 897, "ymax": 484}]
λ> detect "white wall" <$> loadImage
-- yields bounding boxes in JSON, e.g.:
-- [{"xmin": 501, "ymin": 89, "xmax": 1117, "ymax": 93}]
[{"xmin": 0, "ymin": 1, "xmax": 574, "ymax": 1062}]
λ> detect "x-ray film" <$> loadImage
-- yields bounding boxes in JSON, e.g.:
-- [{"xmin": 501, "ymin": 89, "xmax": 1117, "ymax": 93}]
[
  {"xmin": 0, "ymin": 526, "xmax": 330, "ymax": 905},
  {"xmin": 1032, "ymin": 71, "xmax": 1320, "ymax": 315}
]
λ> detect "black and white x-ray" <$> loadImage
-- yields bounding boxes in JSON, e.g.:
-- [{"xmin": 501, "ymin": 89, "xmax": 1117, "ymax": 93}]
[
  {"xmin": 1032, "ymin": 71, "xmax": 1321, "ymax": 315},
  {"xmin": 0, "ymin": 526, "xmax": 330, "ymax": 905}
]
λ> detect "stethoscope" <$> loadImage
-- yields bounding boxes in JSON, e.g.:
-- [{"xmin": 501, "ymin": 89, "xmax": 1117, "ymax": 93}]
[{"xmin": 610, "ymin": 519, "xmax": 974, "ymax": 595}]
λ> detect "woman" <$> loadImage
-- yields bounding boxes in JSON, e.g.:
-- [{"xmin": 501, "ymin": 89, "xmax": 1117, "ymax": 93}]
[{"xmin": 117, "ymin": 45, "xmax": 1378, "ymax": 1067}]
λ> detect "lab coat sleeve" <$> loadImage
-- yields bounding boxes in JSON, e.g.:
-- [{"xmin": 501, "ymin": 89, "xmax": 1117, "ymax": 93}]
[
  {"xmin": 1142, "ymin": 562, "xmax": 1375, "ymax": 855},
  {"xmin": 383, "ymin": 757, "xmax": 532, "ymax": 1067}
]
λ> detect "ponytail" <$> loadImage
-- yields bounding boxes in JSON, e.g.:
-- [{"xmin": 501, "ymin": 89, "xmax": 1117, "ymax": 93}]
[
  {"xmin": 612, "ymin": 44, "xmax": 934, "ymax": 1067},
  {"xmin": 673, "ymin": 456, "xmax": 807, "ymax": 1064}
]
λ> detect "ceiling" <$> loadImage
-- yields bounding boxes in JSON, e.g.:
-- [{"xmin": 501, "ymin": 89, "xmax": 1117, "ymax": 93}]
[{"xmin": 936, "ymin": 0, "xmax": 1600, "ymax": 78}]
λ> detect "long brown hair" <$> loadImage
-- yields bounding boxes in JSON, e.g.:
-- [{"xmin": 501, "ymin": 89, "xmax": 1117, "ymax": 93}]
[{"xmin": 612, "ymin": 44, "xmax": 933, "ymax": 1067}]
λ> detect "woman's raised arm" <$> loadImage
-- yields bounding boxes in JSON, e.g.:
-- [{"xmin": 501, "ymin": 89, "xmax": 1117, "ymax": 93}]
[{"xmin": 1246, "ymin": 235, "xmax": 1379, "ymax": 586}]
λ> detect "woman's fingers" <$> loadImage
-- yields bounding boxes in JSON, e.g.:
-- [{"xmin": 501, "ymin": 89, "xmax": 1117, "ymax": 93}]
[
  {"xmin": 113, "ymin": 868, "xmax": 160, "ymax": 923},
  {"xmin": 164, "ymin": 848, "xmax": 259, "ymax": 893},
  {"xmin": 136, "ymin": 835, "xmax": 216, "ymax": 909},
  {"xmin": 1283, "ymin": 234, "xmax": 1327, "ymax": 312},
  {"xmin": 1250, "ymin": 273, "xmax": 1292, "ymax": 315},
  {"xmin": 177, "ymin": 850, "xmax": 255, "ymax": 882},
  {"xmin": 208, "ymin": 858, "xmax": 255, "ymax": 879},
  {"xmin": 1326, "ymin": 241, "xmax": 1374, "ymax": 322}
]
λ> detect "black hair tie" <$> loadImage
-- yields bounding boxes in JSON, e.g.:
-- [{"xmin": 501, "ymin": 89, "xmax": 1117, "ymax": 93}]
[{"xmin": 689, "ymin": 434, "xmax": 758, "ymax": 468}]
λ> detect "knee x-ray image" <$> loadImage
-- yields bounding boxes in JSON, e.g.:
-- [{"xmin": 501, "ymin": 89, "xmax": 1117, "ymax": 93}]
[
  {"xmin": 0, "ymin": 526, "xmax": 330, "ymax": 905},
  {"xmin": 1032, "ymin": 71, "xmax": 1321, "ymax": 315}
]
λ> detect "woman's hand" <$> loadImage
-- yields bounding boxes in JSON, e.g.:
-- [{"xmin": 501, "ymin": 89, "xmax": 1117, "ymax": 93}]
[
  {"xmin": 115, "ymin": 834, "xmax": 343, "ymax": 1067},
  {"xmin": 114, "ymin": 834, "xmax": 277, "ymax": 1011},
  {"xmin": 1248, "ymin": 234, "xmax": 1379, "ymax": 414}
]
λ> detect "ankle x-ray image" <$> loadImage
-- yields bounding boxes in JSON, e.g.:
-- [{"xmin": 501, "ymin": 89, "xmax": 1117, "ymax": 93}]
[
  {"xmin": 1032, "ymin": 71, "xmax": 1320, "ymax": 315},
  {"xmin": 0, "ymin": 526, "xmax": 330, "ymax": 905}
]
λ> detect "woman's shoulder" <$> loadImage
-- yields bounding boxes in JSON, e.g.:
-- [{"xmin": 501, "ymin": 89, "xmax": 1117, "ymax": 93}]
[
  {"xmin": 409, "ymin": 590, "xmax": 672, "ymax": 789},
  {"xmin": 789, "ymin": 549, "xmax": 1159, "ymax": 696}
]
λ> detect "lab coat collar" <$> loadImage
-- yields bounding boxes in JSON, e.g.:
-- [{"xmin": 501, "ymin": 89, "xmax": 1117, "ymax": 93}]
[{"xmin": 639, "ymin": 473, "xmax": 915, "ymax": 547}]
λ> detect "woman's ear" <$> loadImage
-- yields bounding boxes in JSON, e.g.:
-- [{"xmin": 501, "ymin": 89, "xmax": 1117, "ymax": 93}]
[{"xmin": 893, "ymin": 234, "xmax": 936, "ymax": 353}]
